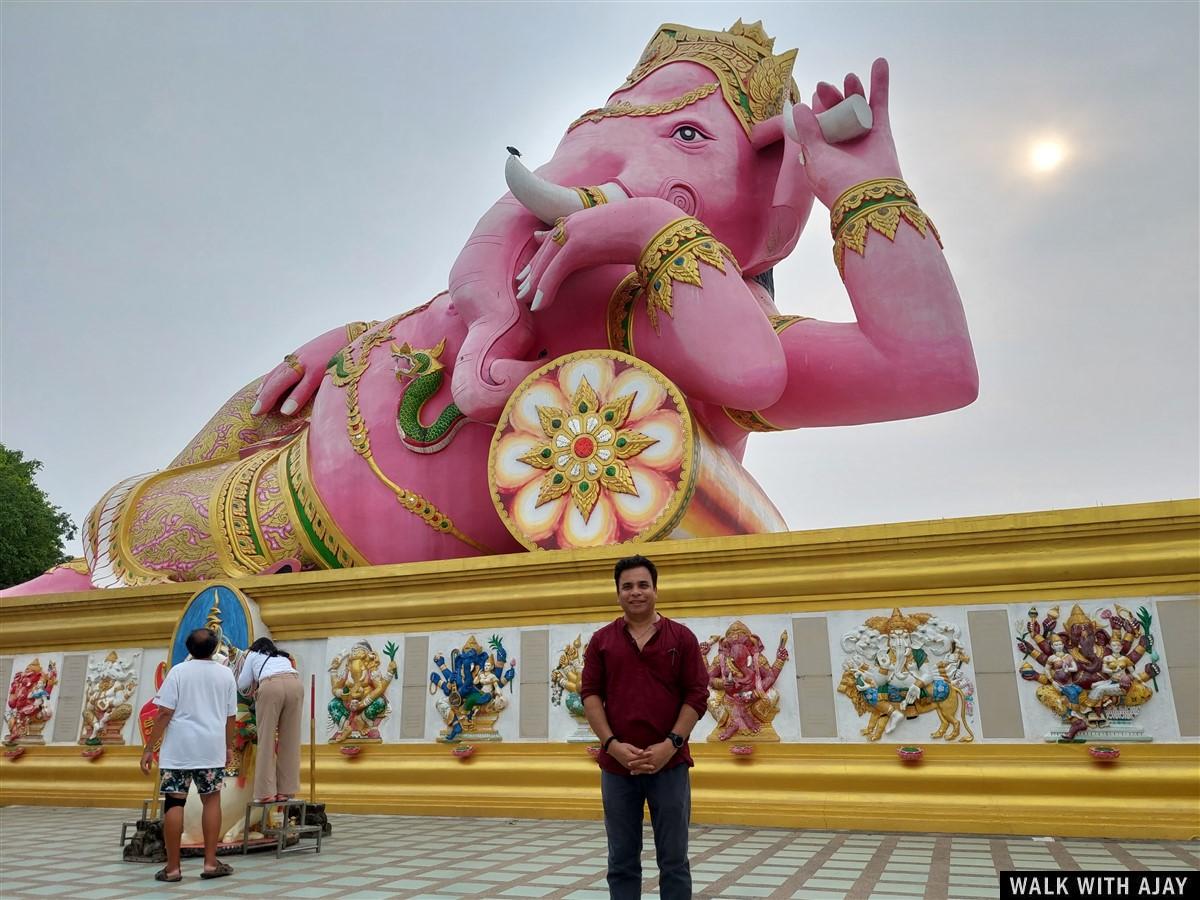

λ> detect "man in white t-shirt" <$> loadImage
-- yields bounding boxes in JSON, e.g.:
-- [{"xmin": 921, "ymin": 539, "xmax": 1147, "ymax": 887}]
[{"xmin": 140, "ymin": 627, "xmax": 238, "ymax": 883}]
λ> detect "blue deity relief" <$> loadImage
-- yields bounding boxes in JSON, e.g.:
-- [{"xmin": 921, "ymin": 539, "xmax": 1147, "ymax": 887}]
[{"xmin": 429, "ymin": 635, "xmax": 516, "ymax": 742}]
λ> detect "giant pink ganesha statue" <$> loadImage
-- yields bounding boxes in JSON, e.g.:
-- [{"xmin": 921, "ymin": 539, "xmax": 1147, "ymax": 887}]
[{"xmin": 9, "ymin": 21, "xmax": 976, "ymax": 595}]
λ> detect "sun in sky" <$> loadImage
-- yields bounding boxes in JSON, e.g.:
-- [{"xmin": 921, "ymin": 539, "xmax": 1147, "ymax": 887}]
[{"xmin": 1029, "ymin": 138, "xmax": 1068, "ymax": 174}]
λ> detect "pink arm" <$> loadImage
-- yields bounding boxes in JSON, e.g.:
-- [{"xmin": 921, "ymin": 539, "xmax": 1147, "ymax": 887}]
[
  {"xmin": 746, "ymin": 59, "xmax": 977, "ymax": 428},
  {"xmin": 752, "ymin": 228, "xmax": 977, "ymax": 427}
]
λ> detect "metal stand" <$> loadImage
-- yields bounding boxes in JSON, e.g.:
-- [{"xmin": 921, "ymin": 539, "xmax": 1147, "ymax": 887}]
[
  {"xmin": 240, "ymin": 799, "xmax": 322, "ymax": 858},
  {"xmin": 120, "ymin": 798, "xmax": 158, "ymax": 847}
]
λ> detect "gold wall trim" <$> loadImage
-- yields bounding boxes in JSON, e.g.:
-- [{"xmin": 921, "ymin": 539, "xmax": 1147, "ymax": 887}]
[
  {"xmin": 2, "ymin": 743, "xmax": 1197, "ymax": 840},
  {"xmin": 1, "ymin": 499, "xmax": 1197, "ymax": 651}
]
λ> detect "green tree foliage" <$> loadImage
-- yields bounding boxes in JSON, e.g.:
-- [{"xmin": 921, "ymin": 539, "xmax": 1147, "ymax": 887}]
[{"xmin": 0, "ymin": 444, "xmax": 77, "ymax": 589}]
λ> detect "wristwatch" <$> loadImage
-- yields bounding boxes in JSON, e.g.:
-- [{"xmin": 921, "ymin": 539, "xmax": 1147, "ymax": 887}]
[
  {"xmin": 602, "ymin": 735, "xmax": 618, "ymax": 752},
  {"xmin": 666, "ymin": 732, "xmax": 685, "ymax": 749}
]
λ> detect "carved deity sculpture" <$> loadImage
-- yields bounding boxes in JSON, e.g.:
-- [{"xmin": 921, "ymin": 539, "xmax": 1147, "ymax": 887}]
[
  {"xmin": 701, "ymin": 622, "xmax": 789, "ymax": 742},
  {"xmin": 1016, "ymin": 604, "xmax": 1159, "ymax": 742},
  {"xmin": 328, "ymin": 640, "xmax": 399, "ymax": 743},
  {"xmin": 430, "ymin": 635, "xmax": 517, "ymax": 742},
  {"xmin": 7, "ymin": 18, "xmax": 976, "ymax": 596},
  {"xmin": 551, "ymin": 634, "xmax": 595, "ymax": 742},
  {"xmin": 79, "ymin": 650, "xmax": 139, "ymax": 745},
  {"xmin": 838, "ymin": 610, "xmax": 975, "ymax": 742},
  {"xmin": 3, "ymin": 659, "xmax": 58, "ymax": 745}
]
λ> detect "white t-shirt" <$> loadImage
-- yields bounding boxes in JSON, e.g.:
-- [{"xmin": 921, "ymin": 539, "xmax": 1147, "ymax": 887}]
[
  {"xmin": 155, "ymin": 659, "xmax": 238, "ymax": 769},
  {"xmin": 237, "ymin": 651, "xmax": 295, "ymax": 692}
]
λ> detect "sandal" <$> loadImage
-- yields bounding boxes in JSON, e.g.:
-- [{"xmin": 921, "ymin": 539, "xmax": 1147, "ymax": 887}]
[
  {"xmin": 200, "ymin": 862, "xmax": 233, "ymax": 879},
  {"xmin": 154, "ymin": 868, "xmax": 182, "ymax": 883}
]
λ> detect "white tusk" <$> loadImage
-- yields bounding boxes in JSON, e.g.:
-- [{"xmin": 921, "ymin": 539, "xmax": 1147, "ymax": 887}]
[
  {"xmin": 816, "ymin": 94, "xmax": 873, "ymax": 143},
  {"xmin": 504, "ymin": 152, "xmax": 630, "ymax": 224},
  {"xmin": 782, "ymin": 95, "xmax": 800, "ymax": 144},
  {"xmin": 595, "ymin": 182, "xmax": 629, "ymax": 203},
  {"xmin": 781, "ymin": 94, "xmax": 873, "ymax": 146},
  {"xmin": 505, "ymin": 153, "xmax": 584, "ymax": 225}
]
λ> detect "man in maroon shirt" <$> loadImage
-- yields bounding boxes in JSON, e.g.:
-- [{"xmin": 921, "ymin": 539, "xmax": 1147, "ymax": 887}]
[{"xmin": 581, "ymin": 555, "xmax": 710, "ymax": 900}]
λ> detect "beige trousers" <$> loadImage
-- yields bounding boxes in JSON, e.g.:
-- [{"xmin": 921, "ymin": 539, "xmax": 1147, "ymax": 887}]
[{"xmin": 253, "ymin": 673, "xmax": 303, "ymax": 800}]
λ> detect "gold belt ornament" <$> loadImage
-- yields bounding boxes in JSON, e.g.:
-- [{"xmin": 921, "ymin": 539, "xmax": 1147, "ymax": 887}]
[{"xmin": 278, "ymin": 432, "xmax": 371, "ymax": 570}]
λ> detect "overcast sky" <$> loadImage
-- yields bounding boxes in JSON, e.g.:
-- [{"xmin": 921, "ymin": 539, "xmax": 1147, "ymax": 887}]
[{"xmin": 3, "ymin": 1, "xmax": 1197, "ymax": 560}]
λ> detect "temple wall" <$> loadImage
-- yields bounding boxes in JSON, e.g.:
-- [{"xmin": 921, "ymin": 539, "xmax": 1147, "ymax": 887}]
[{"xmin": 2, "ymin": 499, "xmax": 1198, "ymax": 839}]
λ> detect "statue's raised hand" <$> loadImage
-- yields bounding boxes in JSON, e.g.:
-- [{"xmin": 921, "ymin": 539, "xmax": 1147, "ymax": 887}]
[
  {"xmin": 789, "ymin": 58, "xmax": 902, "ymax": 208},
  {"xmin": 251, "ymin": 324, "xmax": 361, "ymax": 417}
]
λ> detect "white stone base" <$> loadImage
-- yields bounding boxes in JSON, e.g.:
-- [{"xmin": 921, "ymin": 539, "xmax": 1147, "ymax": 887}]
[{"xmin": 1044, "ymin": 723, "xmax": 1151, "ymax": 743}]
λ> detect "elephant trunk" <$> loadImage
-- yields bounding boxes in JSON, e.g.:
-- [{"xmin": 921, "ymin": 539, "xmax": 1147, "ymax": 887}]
[
  {"xmin": 504, "ymin": 151, "xmax": 628, "ymax": 224},
  {"xmin": 449, "ymin": 152, "xmax": 632, "ymax": 422},
  {"xmin": 448, "ymin": 197, "xmax": 542, "ymax": 423}
]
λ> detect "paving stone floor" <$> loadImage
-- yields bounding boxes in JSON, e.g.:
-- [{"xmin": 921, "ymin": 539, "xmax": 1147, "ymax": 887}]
[{"xmin": 0, "ymin": 806, "xmax": 1196, "ymax": 899}]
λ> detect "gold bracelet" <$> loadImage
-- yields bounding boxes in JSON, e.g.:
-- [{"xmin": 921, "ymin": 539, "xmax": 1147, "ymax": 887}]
[
  {"xmin": 345, "ymin": 321, "xmax": 377, "ymax": 343},
  {"xmin": 830, "ymin": 178, "xmax": 919, "ymax": 236},
  {"xmin": 635, "ymin": 217, "xmax": 739, "ymax": 331},
  {"xmin": 829, "ymin": 178, "xmax": 941, "ymax": 279},
  {"xmin": 574, "ymin": 186, "xmax": 608, "ymax": 209}
]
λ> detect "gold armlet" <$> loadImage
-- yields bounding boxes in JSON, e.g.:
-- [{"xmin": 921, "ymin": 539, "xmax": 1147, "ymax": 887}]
[
  {"xmin": 830, "ymin": 178, "xmax": 942, "ymax": 279},
  {"xmin": 635, "ymin": 217, "xmax": 739, "ymax": 331}
]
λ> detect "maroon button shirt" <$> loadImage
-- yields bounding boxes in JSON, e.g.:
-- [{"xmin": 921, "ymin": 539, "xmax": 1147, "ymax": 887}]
[{"xmin": 580, "ymin": 615, "xmax": 710, "ymax": 776}]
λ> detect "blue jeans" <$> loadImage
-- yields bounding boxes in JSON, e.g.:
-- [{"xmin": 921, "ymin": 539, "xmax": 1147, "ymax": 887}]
[{"xmin": 600, "ymin": 765, "xmax": 692, "ymax": 899}]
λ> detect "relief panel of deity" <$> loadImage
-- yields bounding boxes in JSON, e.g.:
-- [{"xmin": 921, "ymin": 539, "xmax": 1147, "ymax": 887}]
[
  {"xmin": 78, "ymin": 649, "xmax": 142, "ymax": 745},
  {"xmin": 3, "ymin": 653, "xmax": 64, "ymax": 746},
  {"xmin": 548, "ymin": 624, "xmax": 601, "ymax": 743},
  {"xmin": 684, "ymin": 615, "xmax": 800, "ymax": 743},
  {"xmin": 426, "ymin": 629, "xmax": 519, "ymax": 743},
  {"xmin": 325, "ymin": 635, "xmax": 402, "ymax": 744},
  {"xmin": 1008, "ymin": 599, "xmax": 1180, "ymax": 743},
  {"xmin": 829, "ymin": 607, "xmax": 981, "ymax": 744}
]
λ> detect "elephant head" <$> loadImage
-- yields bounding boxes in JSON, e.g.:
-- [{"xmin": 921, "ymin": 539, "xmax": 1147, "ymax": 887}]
[{"xmin": 448, "ymin": 20, "xmax": 814, "ymax": 422}]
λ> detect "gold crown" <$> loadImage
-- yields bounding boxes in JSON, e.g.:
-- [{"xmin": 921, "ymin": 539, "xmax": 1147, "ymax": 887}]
[
  {"xmin": 865, "ymin": 608, "xmax": 932, "ymax": 634},
  {"xmin": 1065, "ymin": 605, "xmax": 1092, "ymax": 630},
  {"xmin": 464, "ymin": 635, "xmax": 482, "ymax": 652},
  {"xmin": 724, "ymin": 620, "xmax": 753, "ymax": 638},
  {"xmin": 621, "ymin": 20, "xmax": 799, "ymax": 137},
  {"xmin": 205, "ymin": 598, "xmax": 222, "ymax": 633}
]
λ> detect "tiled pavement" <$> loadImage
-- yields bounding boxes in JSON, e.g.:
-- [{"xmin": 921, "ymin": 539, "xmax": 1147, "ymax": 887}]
[{"xmin": 0, "ymin": 806, "xmax": 1196, "ymax": 899}]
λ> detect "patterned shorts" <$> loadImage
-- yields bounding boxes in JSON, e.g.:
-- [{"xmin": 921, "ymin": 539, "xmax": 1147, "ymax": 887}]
[{"xmin": 160, "ymin": 767, "xmax": 225, "ymax": 796}]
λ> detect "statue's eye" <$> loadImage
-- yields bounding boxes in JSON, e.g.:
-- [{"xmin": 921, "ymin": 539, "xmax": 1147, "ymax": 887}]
[{"xmin": 672, "ymin": 125, "xmax": 706, "ymax": 143}]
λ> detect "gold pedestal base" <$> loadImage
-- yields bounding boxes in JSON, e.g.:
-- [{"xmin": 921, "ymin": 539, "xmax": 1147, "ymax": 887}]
[{"xmin": 3, "ymin": 743, "xmax": 1198, "ymax": 840}]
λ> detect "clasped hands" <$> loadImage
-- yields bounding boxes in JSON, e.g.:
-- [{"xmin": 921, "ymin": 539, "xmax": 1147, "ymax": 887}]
[{"xmin": 609, "ymin": 739, "xmax": 676, "ymax": 775}]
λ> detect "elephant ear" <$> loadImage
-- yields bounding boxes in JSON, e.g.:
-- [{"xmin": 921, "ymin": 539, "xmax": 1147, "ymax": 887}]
[{"xmin": 744, "ymin": 113, "xmax": 814, "ymax": 275}]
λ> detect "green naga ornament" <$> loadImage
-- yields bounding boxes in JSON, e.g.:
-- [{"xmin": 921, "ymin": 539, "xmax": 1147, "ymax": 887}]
[{"xmin": 390, "ymin": 338, "xmax": 467, "ymax": 454}]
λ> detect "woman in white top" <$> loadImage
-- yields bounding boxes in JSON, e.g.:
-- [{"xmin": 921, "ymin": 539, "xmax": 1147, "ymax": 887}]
[{"xmin": 238, "ymin": 638, "xmax": 302, "ymax": 802}]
